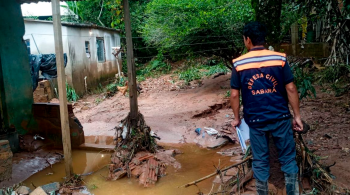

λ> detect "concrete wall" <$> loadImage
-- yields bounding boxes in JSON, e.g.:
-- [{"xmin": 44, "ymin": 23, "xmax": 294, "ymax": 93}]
[
  {"xmin": 275, "ymin": 43, "xmax": 330, "ymax": 59},
  {"xmin": 23, "ymin": 20, "xmax": 121, "ymax": 95},
  {"xmin": 0, "ymin": 0, "xmax": 33, "ymax": 138},
  {"xmin": 66, "ymin": 27, "xmax": 121, "ymax": 94}
]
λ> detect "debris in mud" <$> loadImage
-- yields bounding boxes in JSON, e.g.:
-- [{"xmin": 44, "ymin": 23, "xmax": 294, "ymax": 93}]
[
  {"xmin": 108, "ymin": 112, "xmax": 181, "ymax": 187},
  {"xmin": 185, "ymin": 131, "xmax": 344, "ymax": 194},
  {"xmin": 192, "ymin": 101, "xmax": 230, "ymax": 119}
]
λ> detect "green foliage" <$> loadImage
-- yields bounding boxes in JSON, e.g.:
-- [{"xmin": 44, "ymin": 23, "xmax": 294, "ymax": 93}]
[
  {"xmin": 142, "ymin": 0, "xmax": 254, "ymax": 62},
  {"xmin": 66, "ymin": 82, "xmax": 79, "ymax": 102},
  {"xmin": 89, "ymin": 184, "xmax": 98, "ymax": 190},
  {"xmin": 291, "ymin": 64, "xmax": 316, "ymax": 100},
  {"xmin": 106, "ymin": 83, "xmax": 118, "ymax": 94},
  {"xmin": 95, "ymin": 97, "xmax": 103, "ymax": 104},
  {"xmin": 203, "ymin": 63, "xmax": 228, "ymax": 76},
  {"xmin": 178, "ymin": 66, "xmax": 203, "ymax": 84},
  {"xmin": 225, "ymin": 90, "xmax": 231, "ymax": 98},
  {"xmin": 318, "ymin": 64, "xmax": 350, "ymax": 96},
  {"xmin": 136, "ymin": 53, "xmax": 171, "ymax": 78}
]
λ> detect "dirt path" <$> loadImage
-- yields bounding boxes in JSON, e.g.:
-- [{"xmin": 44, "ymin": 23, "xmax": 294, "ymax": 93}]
[
  {"xmin": 75, "ymin": 74, "xmax": 234, "ymax": 146},
  {"xmin": 74, "ymin": 75, "xmax": 350, "ymax": 190}
]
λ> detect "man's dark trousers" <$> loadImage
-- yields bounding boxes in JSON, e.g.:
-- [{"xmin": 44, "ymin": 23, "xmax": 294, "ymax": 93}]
[{"xmin": 249, "ymin": 119, "xmax": 299, "ymax": 182}]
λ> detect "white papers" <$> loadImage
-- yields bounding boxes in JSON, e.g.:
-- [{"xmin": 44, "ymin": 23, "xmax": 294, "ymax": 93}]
[{"xmin": 236, "ymin": 119, "xmax": 250, "ymax": 153}]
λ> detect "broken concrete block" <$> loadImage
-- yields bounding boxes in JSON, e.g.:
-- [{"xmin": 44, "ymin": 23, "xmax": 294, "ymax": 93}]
[
  {"xmin": 16, "ymin": 186, "xmax": 31, "ymax": 195},
  {"xmin": 41, "ymin": 182, "xmax": 60, "ymax": 194},
  {"xmin": 29, "ymin": 187, "xmax": 47, "ymax": 195}
]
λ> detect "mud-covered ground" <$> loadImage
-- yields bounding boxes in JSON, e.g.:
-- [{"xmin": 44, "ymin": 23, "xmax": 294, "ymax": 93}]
[{"xmin": 73, "ymin": 73, "xmax": 350, "ymax": 191}]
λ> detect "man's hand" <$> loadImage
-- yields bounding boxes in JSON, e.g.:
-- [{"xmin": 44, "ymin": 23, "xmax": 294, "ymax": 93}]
[
  {"xmin": 293, "ymin": 117, "xmax": 303, "ymax": 132},
  {"xmin": 231, "ymin": 118, "xmax": 241, "ymax": 132}
]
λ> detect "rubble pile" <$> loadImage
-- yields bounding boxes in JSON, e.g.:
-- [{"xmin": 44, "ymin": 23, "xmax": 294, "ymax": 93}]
[{"xmin": 108, "ymin": 112, "xmax": 181, "ymax": 187}]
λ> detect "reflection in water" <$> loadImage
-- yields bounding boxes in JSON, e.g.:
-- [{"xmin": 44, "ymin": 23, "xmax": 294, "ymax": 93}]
[{"xmin": 23, "ymin": 144, "xmax": 232, "ymax": 195}]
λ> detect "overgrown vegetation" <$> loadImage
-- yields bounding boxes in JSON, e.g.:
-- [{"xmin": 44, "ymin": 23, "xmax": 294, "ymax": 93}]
[
  {"xmin": 66, "ymin": 82, "xmax": 79, "ymax": 102},
  {"xmin": 290, "ymin": 63, "xmax": 316, "ymax": 100}
]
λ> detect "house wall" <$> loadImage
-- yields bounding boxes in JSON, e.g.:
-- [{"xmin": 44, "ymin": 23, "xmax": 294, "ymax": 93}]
[
  {"xmin": 66, "ymin": 27, "xmax": 121, "ymax": 94},
  {"xmin": 23, "ymin": 20, "xmax": 121, "ymax": 95},
  {"xmin": 0, "ymin": 0, "xmax": 34, "ymax": 151}
]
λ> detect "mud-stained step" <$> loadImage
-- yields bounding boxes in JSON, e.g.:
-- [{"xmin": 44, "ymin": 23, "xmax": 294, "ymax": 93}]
[
  {"xmin": 192, "ymin": 101, "xmax": 230, "ymax": 118},
  {"xmin": 78, "ymin": 143, "xmax": 115, "ymax": 151}
]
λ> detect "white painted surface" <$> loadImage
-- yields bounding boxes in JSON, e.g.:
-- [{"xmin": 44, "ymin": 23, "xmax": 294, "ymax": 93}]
[{"xmin": 23, "ymin": 20, "xmax": 121, "ymax": 94}]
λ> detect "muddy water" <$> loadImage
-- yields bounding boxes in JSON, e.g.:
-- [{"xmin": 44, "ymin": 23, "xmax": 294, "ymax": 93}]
[{"xmin": 23, "ymin": 144, "xmax": 232, "ymax": 195}]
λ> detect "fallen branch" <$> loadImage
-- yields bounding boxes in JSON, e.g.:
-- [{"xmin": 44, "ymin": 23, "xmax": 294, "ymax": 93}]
[{"xmin": 179, "ymin": 156, "xmax": 252, "ymax": 188}]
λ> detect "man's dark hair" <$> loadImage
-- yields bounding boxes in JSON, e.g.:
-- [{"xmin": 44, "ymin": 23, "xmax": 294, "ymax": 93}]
[{"xmin": 243, "ymin": 21, "xmax": 267, "ymax": 46}]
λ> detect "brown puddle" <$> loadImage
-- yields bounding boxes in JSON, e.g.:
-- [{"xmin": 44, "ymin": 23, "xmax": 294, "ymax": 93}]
[{"xmin": 23, "ymin": 144, "xmax": 232, "ymax": 195}]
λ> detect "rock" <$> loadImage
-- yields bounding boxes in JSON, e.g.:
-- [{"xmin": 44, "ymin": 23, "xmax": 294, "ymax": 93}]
[
  {"xmin": 164, "ymin": 150, "xmax": 176, "ymax": 157},
  {"xmin": 29, "ymin": 187, "xmax": 47, "ymax": 195},
  {"xmin": 206, "ymin": 138, "xmax": 229, "ymax": 149},
  {"xmin": 16, "ymin": 186, "xmax": 31, "ymax": 195},
  {"xmin": 41, "ymin": 182, "xmax": 60, "ymax": 194}
]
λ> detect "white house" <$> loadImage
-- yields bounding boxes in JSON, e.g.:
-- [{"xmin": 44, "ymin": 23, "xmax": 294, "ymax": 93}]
[{"xmin": 23, "ymin": 19, "xmax": 122, "ymax": 95}]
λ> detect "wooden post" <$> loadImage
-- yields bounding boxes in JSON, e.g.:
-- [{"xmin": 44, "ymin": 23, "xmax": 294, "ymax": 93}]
[
  {"xmin": 123, "ymin": 0, "xmax": 138, "ymax": 125},
  {"xmin": 291, "ymin": 22, "xmax": 298, "ymax": 56},
  {"xmin": 51, "ymin": 0, "xmax": 73, "ymax": 178}
]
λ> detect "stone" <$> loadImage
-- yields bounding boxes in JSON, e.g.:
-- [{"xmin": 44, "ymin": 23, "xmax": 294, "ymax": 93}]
[
  {"xmin": 29, "ymin": 187, "xmax": 47, "ymax": 195},
  {"xmin": 41, "ymin": 182, "xmax": 60, "ymax": 193},
  {"xmin": 206, "ymin": 138, "xmax": 229, "ymax": 149},
  {"xmin": 16, "ymin": 186, "xmax": 31, "ymax": 195}
]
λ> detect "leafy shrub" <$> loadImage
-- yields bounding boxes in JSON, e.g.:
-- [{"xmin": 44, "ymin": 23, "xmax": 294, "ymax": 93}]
[
  {"xmin": 291, "ymin": 64, "xmax": 316, "ymax": 100},
  {"xmin": 66, "ymin": 82, "xmax": 79, "ymax": 102},
  {"xmin": 137, "ymin": 52, "xmax": 171, "ymax": 78},
  {"xmin": 203, "ymin": 63, "xmax": 228, "ymax": 76},
  {"xmin": 178, "ymin": 66, "xmax": 203, "ymax": 84}
]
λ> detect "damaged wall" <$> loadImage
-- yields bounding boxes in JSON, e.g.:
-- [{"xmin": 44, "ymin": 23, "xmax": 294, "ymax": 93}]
[
  {"xmin": 0, "ymin": 0, "xmax": 33, "ymax": 146},
  {"xmin": 23, "ymin": 20, "xmax": 121, "ymax": 95}
]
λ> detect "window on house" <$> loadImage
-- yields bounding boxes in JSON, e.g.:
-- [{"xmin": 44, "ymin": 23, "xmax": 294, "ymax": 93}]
[
  {"xmin": 96, "ymin": 38, "xmax": 105, "ymax": 62},
  {"xmin": 85, "ymin": 41, "xmax": 90, "ymax": 58},
  {"xmin": 25, "ymin": 39, "xmax": 31, "ymax": 55}
]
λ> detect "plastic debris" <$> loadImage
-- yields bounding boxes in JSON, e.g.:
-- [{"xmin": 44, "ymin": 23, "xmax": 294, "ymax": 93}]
[
  {"xmin": 204, "ymin": 127, "xmax": 218, "ymax": 135},
  {"xmin": 195, "ymin": 128, "xmax": 201, "ymax": 135}
]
